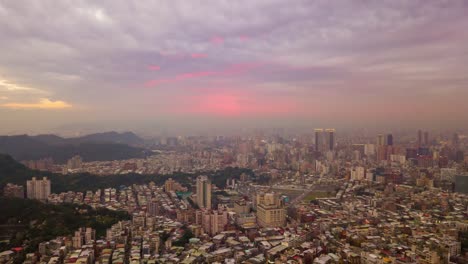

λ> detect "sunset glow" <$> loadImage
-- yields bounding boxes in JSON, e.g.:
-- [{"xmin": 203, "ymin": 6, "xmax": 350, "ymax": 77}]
[{"xmin": 0, "ymin": 0, "xmax": 467, "ymax": 132}]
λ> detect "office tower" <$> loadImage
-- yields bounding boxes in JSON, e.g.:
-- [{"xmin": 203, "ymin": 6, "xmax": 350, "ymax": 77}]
[
  {"xmin": 196, "ymin": 175, "xmax": 212, "ymax": 209},
  {"xmin": 3, "ymin": 183, "xmax": 24, "ymax": 198},
  {"xmin": 314, "ymin": 129, "xmax": 324, "ymax": 152},
  {"xmin": 325, "ymin": 129, "xmax": 335, "ymax": 151},
  {"xmin": 256, "ymin": 192, "xmax": 286, "ymax": 228},
  {"xmin": 386, "ymin": 134, "xmax": 393, "ymax": 146},
  {"xmin": 423, "ymin": 131, "xmax": 429, "ymax": 146},
  {"xmin": 377, "ymin": 134, "xmax": 385, "ymax": 146},
  {"xmin": 418, "ymin": 130, "xmax": 422, "ymax": 146},
  {"xmin": 26, "ymin": 177, "xmax": 51, "ymax": 201}
]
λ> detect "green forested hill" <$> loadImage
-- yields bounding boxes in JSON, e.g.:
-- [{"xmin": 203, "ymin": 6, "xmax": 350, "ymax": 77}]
[
  {"xmin": 0, "ymin": 134, "xmax": 148, "ymax": 163},
  {"xmin": 0, "ymin": 197, "xmax": 130, "ymax": 258},
  {"xmin": 0, "ymin": 154, "xmax": 254, "ymax": 193}
]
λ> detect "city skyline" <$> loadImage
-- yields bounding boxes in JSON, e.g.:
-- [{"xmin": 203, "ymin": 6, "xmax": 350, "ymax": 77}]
[{"xmin": 1, "ymin": 1, "xmax": 468, "ymax": 134}]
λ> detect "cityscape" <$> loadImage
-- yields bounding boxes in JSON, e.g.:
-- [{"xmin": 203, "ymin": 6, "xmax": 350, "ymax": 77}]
[
  {"xmin": 1, "ymin": 129, "xmax": 467, "ymax": 263},
  {"xmin": 1, "ymin": 1, "xmax": 468, "ymax": 264}
]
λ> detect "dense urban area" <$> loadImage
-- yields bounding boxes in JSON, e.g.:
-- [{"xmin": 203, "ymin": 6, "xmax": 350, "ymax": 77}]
[{"xmin": 0, "ymin": 129, "xmax": 467, "ymax": 264}]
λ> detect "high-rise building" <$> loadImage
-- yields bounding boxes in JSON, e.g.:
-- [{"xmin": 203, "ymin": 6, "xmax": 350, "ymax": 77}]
[
  {"xmin": 22, "ymin": 158, "xmax": 54, "ymax": 171},
  {"xmin": 325, "ymin": 129, "xmax": 335, "ymax": 151},
  {"xmin": 364, "ymin": 144, "xmax": 376, "ymax": 156},
  {"xmin": 423, "ymin": 131, "xmax": 429, "ymax": 146},
  {"xmin": 147, "ymin": 199, "xmax": 159, "ymax": 216},
  {"xmin": 72, "ymin": 227, "xmax": 96, "ymax": 249},
  {"xmin": 418, "ymin": 130, "xmax": 423, "ymax": 146},
  {"xmin": 196, "ymin": 209, "xmax": 228, "ymax": 235},
  {"xmin": 26, "ymin": 177, "xmax": 51, "ymax": 201},
  {"xmin": 3, "ymin": 183, "xmax": 24, "ymax": 198},
  {"xmin": 314, "ymin": 129, "xmax": 324, "ymax": 152},
  {"xmin": 377, "ymin": 134, "xmax": 385, "ymax": 146},
  {"xmin": 256, "ymin": 192, "xmax": 286, "ymax": 228},
  {"xmin": 67, "ymin": 155, "xmax": 83, "ymax": 170},
  {"xmin": 196, "ymin": 175, "xmax": 212, "ymax": 209},
  {"xmin": 164, "ymin": 178, "xmax": 175, "ymax": 192},
  {"xmin": 386, "ymin": 134, "xmax": 393, "ymax": 146}
]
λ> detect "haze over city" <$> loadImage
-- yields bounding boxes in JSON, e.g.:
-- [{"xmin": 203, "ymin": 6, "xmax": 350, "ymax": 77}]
[{"xmin": 1, "ymin": 0, "xmax": 468, "ymax": 135}]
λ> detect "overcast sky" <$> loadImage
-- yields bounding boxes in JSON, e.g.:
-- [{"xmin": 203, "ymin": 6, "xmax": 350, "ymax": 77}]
[{"xmin": 1, "ymin": 0, "xmax": 468, "ymax": 135}]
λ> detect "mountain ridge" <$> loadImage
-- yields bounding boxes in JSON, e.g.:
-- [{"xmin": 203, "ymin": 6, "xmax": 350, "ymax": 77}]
[{"xmin": 0, "ymin": 131, "xmax": 148, "ymax": 163}]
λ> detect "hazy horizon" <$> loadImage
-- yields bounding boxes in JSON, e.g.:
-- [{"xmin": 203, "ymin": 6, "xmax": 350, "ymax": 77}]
[{"xmin": 1, "ymin": 1, "xmax": 468, "ymax": 135}]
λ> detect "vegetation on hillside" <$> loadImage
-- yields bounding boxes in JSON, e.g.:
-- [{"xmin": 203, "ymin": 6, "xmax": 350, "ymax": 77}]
[
  {"xmin": 0, "ymin": 197, "xmax": 130, "ymax": 254},
  {"xmin": 0, "ymin": 154, "xmax": 254, "ymax": 193},
  {"xmin": 0, "ymin": 134, "xmax": 148, "ymax": 163}
]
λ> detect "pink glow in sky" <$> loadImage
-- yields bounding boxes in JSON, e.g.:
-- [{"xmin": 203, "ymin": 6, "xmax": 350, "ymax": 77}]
[
  {"xmin": 2, "ymin": 1, "xmax": 468, "ymax": 133},
  {"xmin": 191, "ymin": 53, "xmax": 208, "ymax": 58},
  {"xmin": 239, "ymin": 35, "xmax": 249, "ymax": 41},
  {"xmin": 172, "ymin": 90, "xmax": 298, "ymax": 117},
  {"xmin": 144, "ymin": 71, "xmax": 216, "ymax": 87},
  {"xmin": 144, "ymin": 63, "xmax": 262, "ymax": 88},
  {"xmin": 210, "ymin": 36, "xmax": 224, "ymax": 45},
  {"xmin": 148, "ymin": 65, "xmax": 161, "ymax": 71}
]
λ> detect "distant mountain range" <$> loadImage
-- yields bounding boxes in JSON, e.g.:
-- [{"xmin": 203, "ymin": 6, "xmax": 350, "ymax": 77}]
[
  {"xmin": 0, "ymin": 131, "xmax": 148, "ymax": 163},
  {"xmin": 33, "ymin": 131, "xmax": 145, "ymax": 146}
]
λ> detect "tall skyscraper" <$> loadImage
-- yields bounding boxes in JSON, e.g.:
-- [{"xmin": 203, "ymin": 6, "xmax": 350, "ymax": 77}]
[
  {"xmin": 418, "ymin": 130, "xmax": 422, "ymax": 146},
  {"xmin": 377, "ymin": 134, "xmax": 385, "ymax": 146},
  {"xmin": 423, "ymin": 131, "xmax": 429, "ymax": 146},
  {"xmin": 26, "ymin": 177, "xmax": 51, "ymax": 201},
  {"xmin": 196, "ymin": 175, "xmax": 212, "ymax": 209},
  {"xmin": 386, "ymin": 134, "xmax": 393, "ymax": 146},
  {"xmin": 314, "ymin": 129, "xmax": 324, "ymax": 152},
  {"xmin": 326, "ymin": 129, "xmax": 335, "ymax": 151}
]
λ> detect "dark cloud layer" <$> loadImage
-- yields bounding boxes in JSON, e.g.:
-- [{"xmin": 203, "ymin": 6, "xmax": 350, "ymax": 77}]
[{"xmin": 1, "ymin": 0, "xmax": 468, "ymax": 134}]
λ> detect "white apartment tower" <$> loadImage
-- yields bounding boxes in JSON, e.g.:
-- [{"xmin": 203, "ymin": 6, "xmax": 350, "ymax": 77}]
[
  {"xmin": 26, "ymin": 177, "xmax": 51, "ymax": 201},
  {"xmin": 196, "ymin": 175, "xmax": 212, "ymax": 209}
]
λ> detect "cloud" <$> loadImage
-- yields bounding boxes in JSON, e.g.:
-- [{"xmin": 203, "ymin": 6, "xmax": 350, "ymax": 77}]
[
  {"xmin": 0, "ymin": 78, "xmax": 45, "ymax": 93},
  {"xmin": 191, "ymin": 53, "xmax": 207, "ymax": 58},
  {"xmin": 210, "ymin": 36, "xmax": 224, "ymax": 45},
  {"xmin": 144, "ymin": 63, "xmax": 262, "ymax": 87},
  {"xmin": 239, "ymin": 35, "xmax": 249, "ymax": 41},
  {"xmin": 148, "ymin": 65, "xmax": 161, "ymax": 71},
  {"xmin": 2, "ymin": 98, "xmax": 72, "ymax": 109},
  {"xmin": 0, "ymin": 96, "xmax": 7, "ymax": 100},
  {"xmin": 1, "ymin": 1, "xmax": 468, "ymax": 130}
]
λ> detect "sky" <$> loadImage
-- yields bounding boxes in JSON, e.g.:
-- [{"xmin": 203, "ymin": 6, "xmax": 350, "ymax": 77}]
[{"xmin": 1, "ymin": 0, "xmax": 468, "ymax": 135}]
